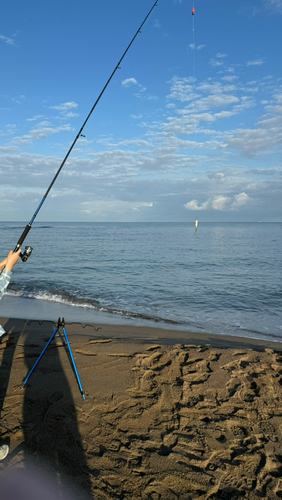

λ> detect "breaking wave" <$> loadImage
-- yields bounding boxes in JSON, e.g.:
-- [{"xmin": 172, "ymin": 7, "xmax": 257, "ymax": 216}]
[{"xmin": 6, "ymin": 285, "xmax": 181, "ymax": 326}]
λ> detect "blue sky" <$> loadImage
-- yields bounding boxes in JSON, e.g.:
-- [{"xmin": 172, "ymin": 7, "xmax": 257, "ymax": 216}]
[{"xmin": 1, "ymin": 0, "xmax": 282, "ymax": 222}]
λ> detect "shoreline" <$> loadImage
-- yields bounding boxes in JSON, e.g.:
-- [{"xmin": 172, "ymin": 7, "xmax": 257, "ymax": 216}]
[
  {"xmin": 2, "ymin": 293, "xmax": 282, "ymax": 345},
  {"xmin": 1, "ymin": 316, "xmax": 282, "ymax": 351}
]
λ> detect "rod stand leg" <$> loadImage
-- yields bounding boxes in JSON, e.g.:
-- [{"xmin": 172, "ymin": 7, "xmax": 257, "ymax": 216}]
[
  {"xmin": 21, "ymin": 317, "xmax": 86, "ymax": 399},
  {"xmin": 21, "ymin": 326, "xmax": 59, "ymax": 388},
  {"xmin": 61, "ymin": 318, "xmax": 86, "ymax": 400}
]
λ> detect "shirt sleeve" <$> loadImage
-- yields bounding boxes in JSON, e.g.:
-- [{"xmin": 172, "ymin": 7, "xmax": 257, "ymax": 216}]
[{"xmin": 0, "ymin": 269, "xmax": 13, "ymax": 300}]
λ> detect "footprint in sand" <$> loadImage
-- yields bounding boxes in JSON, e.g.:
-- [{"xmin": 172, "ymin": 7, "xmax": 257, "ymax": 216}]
[
  {"xmin": 89, "ymin": 339, "xmax": 112, "ymax": 344},
  {"xmin": 74, "ymin": 349, "xmax": 97, "ymax": 356},
  {"xmin": 260, "ymin": 420, "xmax": 278, "ymax": 442}
]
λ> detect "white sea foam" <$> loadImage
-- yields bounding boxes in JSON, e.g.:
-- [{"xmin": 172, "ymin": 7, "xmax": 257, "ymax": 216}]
[
  {"xmin": 30, "ymin": 292, "xmax": 98, "ymax": 309},
  {"xmin": 6, "ymin": 290, "xmax": 24, "ymax": 298}
]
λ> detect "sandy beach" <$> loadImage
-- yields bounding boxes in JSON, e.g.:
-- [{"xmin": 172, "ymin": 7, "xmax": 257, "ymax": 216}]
[{"xmin": 1, "ymin": 317, "xmax": 282, "ymax": 499}]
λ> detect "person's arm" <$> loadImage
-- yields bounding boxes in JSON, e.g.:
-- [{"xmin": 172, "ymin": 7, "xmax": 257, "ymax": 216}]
[
  {"xmin": 5, "ymin": 250, "xmax": 21, "ymax": 272},
  {"xmin": 0, "ymin": 269, "xmax": 12, "ymax": 300},
  {"xmin": 0, "ymin": 250, "xmax": 21, "ymax": 300}
]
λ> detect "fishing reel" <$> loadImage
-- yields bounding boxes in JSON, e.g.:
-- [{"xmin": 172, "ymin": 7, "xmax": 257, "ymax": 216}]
[{"xmin": 20, "ymin": 246, "xmax": 33, "ymax": 262}]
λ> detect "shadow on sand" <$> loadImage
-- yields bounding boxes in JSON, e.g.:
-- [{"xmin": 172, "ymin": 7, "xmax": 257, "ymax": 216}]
[{"xmin": 0, "ymin": 318, "xmax": 93, "ymax": 499}]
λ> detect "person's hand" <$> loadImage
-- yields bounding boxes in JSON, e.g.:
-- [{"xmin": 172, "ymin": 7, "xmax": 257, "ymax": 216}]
[{"xmin": 5, "ymin": 249, "xmax": 22, "ymax": 272}]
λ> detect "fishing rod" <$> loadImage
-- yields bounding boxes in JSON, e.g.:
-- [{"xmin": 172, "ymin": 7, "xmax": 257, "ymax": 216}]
[{"xmin": 14, "ymin": 0, "xmax": 159, "ymax": 262}]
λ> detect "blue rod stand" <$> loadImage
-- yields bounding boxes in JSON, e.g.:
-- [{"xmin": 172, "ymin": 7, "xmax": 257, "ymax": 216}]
[{"xmin": 22, "ymin": 317, "xmax": 86, "ymax": 400}]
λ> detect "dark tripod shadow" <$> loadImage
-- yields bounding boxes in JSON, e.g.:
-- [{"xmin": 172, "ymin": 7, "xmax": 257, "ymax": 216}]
[
  {"xmin": 0, "ymin": 318, "xmax": 93, "ymax": 500},
  {"xmin": 0, "ymin": 318, "xmax": 21, "ymax": 429}
]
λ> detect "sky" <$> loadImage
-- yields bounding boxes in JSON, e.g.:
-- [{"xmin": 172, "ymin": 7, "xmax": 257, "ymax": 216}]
[{"xmin": 0, "ymin": 0, "xmax": 282, "ymax": 223}]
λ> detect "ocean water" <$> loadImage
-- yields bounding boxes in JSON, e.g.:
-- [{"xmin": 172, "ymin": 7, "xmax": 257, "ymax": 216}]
[{"xmin": 1, "ymin": 221, "xmax": 281, "ymax": 342}]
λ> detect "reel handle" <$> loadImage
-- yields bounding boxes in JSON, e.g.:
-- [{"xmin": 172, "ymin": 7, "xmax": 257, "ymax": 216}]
[{"xmin": 20, "ymin": 246, "xmax": 33, "ymax": 262}]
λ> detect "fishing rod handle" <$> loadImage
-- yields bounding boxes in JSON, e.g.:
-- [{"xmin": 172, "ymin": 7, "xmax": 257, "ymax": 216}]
[{"xmin": 14, "ymin": 224, "xmax": 32, "ymax": 252}]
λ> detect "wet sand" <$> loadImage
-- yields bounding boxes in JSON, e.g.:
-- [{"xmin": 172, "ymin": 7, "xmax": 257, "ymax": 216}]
[{"xmin": 1, "ymin": 317, "xmax": 282, "ymax": 499}]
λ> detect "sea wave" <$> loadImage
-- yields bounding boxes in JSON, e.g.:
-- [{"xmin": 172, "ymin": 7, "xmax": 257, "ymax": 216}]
[
  {"xmin": 6, "ymin": 287, "xmax": 181, "ymax": 326},
  {"xmin": 7, "ymin": 288, "xmax": 100, "ymax": 310},
  {"xmin": 5, "ymin": 290, "xmax": 23, "ymax": 298}
]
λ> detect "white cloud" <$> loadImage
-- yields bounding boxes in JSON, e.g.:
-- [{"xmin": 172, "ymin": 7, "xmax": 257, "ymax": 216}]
[
  {"xmin": 10, "ymin": 95, "xmax": 26, "ymax": 104},
  {"xmin": 121, "ymin": 78, "xmax": 154, "ymax": 100},
  {"xmin": 0, "ymin": 145, "xmax": 17, "ymax": 154},
  {"xmin": 0, "ymin": 124, "xmax": 17, "ymax": 136},
  {"xmin": 80, "ymin": 199, "xmax": 153, "ymax": 216},
  {"xmin": 27, "ymin": 115, "xmax": 44, "ymax": 122},
  {"xmin": 0, "ymin": 144, "xmax": 279, "ymax": 222},
  {"xmin": 75, "ymin": 137, "xmax": 93, "ymax": 146},
  {"xmin": 189, "ymin": 44, "xmax": 206, "ymax": 51},
  {"xmin": 246, "ymin": 59, "xmax": 264, "ymax": 67},
  {"xmin": 212, "ymin": 195, "xmax": 230, "ymax": 210},
  {"xmin": 185, "ymin": 193, "xmax": 251, "ymax": 212},
  {"xmin": 231, "ymin": 192, "xmax": 250, "ymax": 208},
  {"xmin": 50, "ymin": 102, "xmax": 78, "ymax": 111},
  {"xmin": 0, "ymin": 34, "xmax": 16, "ymax": 46},
  {"xmin": 164, "ymin": 73, "xmax": 282, "ymax": 159},
  {"xmin": 195, "ymin": 94, "xmax": 239, "ymax": 111},
  {"xmin": 208, "ymin": 172, "xmax": 225, "ymax": 180},
  {"xmin": 167, "ymin": 76, "xmax": 195, "ymax": 102},
  {"xmin": 224, "ymin": 110, "xmax": 282, "ymax": 156},
  {"xmin": 222, "ymin": 75, "xmax": 238, "ymax": 82},
  {"xmin": 226, "ymin": 67, "xmax": 235, "ymax": 73},
  {"xmin": 97, "ymin": 138, "xmax": 152, "ymax": 148},
  {"xmin": 264, "ymin": 0, "xmax": 282, "ymax": 13},
  {"xmin": 11, "ymin": 124, "xmax": 72, "ymax": 145},
  {"xmin": 63, "ymin": 112, "xmax": 79, "ymax": 119},
  {"xmin": 209, "ymin": 58, "xmax": 224, "ymax": 67},
  {"xmin": 185, "ymin": 199, "xmax": 209, "ymax": 210},
  {"xmin": 121, "ymin": 78, "xmax": 138, "ymax": 87},
  {"xmin": 48, "ymin": 102, "xmax": 78, "ymax": 121}
]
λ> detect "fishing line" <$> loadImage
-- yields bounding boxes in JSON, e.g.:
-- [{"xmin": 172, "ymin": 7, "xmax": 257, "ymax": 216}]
[
  {"xmin": 192, "ymin": 0, "xmax": 197, "ymax": 142},
  {"xmin": 25, "ymin": 319, "xmax": 101, "ymax": 331},
  {"xmin": 14, "ymin": 0, "xmax": 159, "ymax": 257},
  {"xmin": 192, "ymin": 1, "xmax": 196, "ymax": 82}
]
